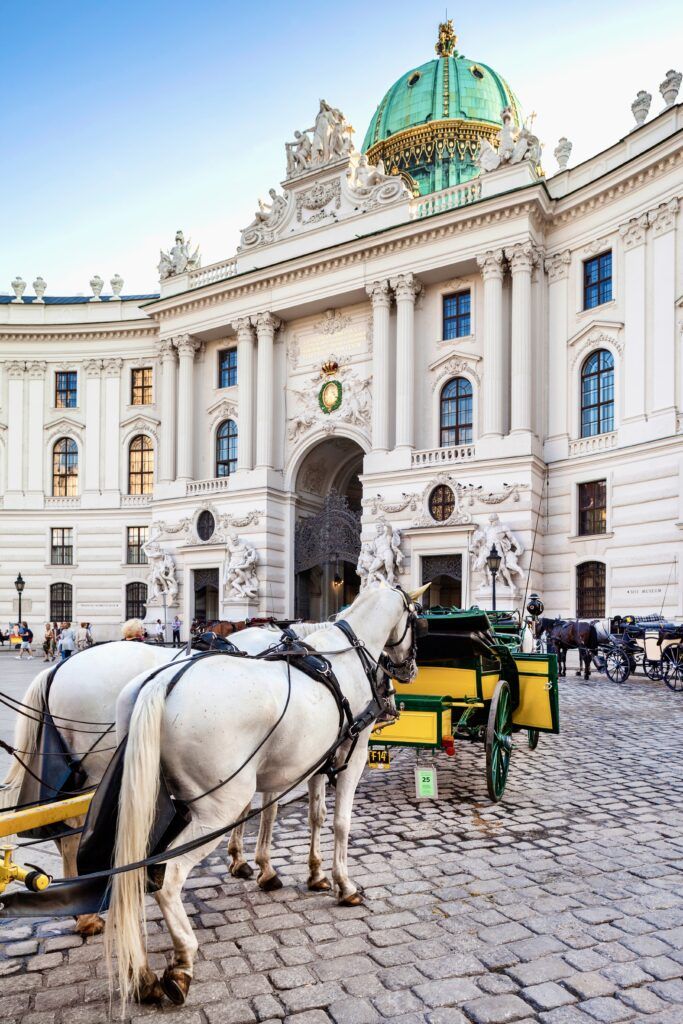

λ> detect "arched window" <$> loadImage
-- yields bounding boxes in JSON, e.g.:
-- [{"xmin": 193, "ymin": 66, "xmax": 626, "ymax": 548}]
[
  {"xmin": 50, "ymin": 582, "xmax": 73, "ymax": 622},
  {"xmin": 216, "ymin": 419, "xmax": 238, "ymax": 477},
  {"xmin": 126, "ymin": 581, "xmax": 148, "ymax": 621},
  {"xmin": 581, "ymin": 350, "xmax": 614, "ymax": 437},
  {"xmin": 128, "ymin": 435, "xmax": 153, "ymax": 494},
  {"xmin": 52, "ymin": 438, "xmax": 78, "ymax": 496},
  {"xmin": 577, "ymin": 561, "xmax": 606, "ymax": 618},
  {"xmin": 440, "ymin": 377, "xmax": 473, "ymax": 447}
]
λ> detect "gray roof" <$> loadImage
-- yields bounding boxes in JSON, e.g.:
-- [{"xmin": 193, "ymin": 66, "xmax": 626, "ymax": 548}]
[{"xmin": 0, "ymin": 294, "xmax": 159, "ymax": 304}]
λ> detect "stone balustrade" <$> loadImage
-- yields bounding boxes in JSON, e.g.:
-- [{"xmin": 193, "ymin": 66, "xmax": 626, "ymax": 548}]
[
  {"xmin": 409, "ymin": 181, "xmax": 481, "ymax": 220},
  {"xmin": 186, "ymin": 477, "xmax": 233, "ymax": 496},
  {"xmin": 411, "ymin": 444, "xmax": 476, "ymax": 467},
  {"xmin": 189, "ymin": 259, "xmax": 238, "ymax": 289},
  {"xmin": 121, "ymin": 494, "xmax": 152, "ymax": 506},
  {"xmin": 45, "ymin": 496, "xmax": 81, "ymax": 508},
  {"xmin": 569, "ymin": 432, "xmax": 618, "ymax": 457}
]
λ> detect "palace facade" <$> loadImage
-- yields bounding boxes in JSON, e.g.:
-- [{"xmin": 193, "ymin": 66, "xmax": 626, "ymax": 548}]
[{"xmin": 2, "ymin": 26, "xmax": 682, "ymax": 637}]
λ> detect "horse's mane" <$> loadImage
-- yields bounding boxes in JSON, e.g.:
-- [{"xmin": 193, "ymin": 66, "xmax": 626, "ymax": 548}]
[{"xmin": 294, "ymin": 621, "xmax": 329, "ymax": 639}]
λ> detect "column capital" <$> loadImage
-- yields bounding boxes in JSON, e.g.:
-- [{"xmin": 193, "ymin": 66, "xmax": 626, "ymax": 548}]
[
  {"xmin": 619, "ymin": 213, "xmax": 649, "ymax": 249},
  {"xmin": 366, "ymin": 280, "xmax": 392, "ymax": 307},
  {"xmin": 175, "ymin": 334, "xmax": 201, "ymax": 358},
  {"xmin": 505, "ymin": 241, "xmax": 539, "ymax": 274},
  {"xmin": 476, "ymin": 249, "xmax": 505, "ymax": 281},
  {"xmin": 157, "ymin": 338, "xmax": 177, "ymax": 362},
  {"xmin": 390, "ymin": 273, "xmax": 421, "ymax": 302},
  {"xmin": 103, "ymin": 357, "xmax": 123, "ymax": 377},
  {"xmin": 544, "ymin": 250, "xmax": 572, "ymax": 282},
  {"xmin": 5, "ymin": 360, "xmax": 25, "ymax": 379},
  {"xmin": 82, "ymin": 359, "xmax": 103, "ymax": 378},
  {"xmin": 252, "ymin": 312, "xmax": 282, "ymax": 335},
  {"xmin": 232, "ymin": 317, "xmax": 255, "ymax": 341},
  {"xmin": 648, "ymin": 197, "xmax": 678, "ymax": 237},
  {"xmin": 26, "ymin": 360, "xmax": 47, "ymax": 379}
]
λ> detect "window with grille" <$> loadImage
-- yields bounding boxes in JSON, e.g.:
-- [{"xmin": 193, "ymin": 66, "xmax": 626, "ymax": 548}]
[
  {"xmin": 126, "ymin": 581, "xmax": 148, "ymax": 620},
  {"xmin": 578, "ymin": 480, "xmax": 607, "ymax": 536},
  {"xmin": 126, "ymin": 526, "xmax": 148, "ymax": 564},
  {"xmin": 128, "ymin": 435, "xmax": 153, "ymax": 494},
  {"xmin": 216, "ymin": 419, "xmax": 238, "ymax": 476},
  {"xmin": 442, "ymin": 291, "xmax": 471, "ymax": 339},
  {"xmin": 218, "ymin": 348, "xmax": 237, "ymax": 389},
  {"xmin": 52, "ymin": 438, "xmax": 78, "ymax": 496},
  {"xmin": 576, "ymin": 562, "xmax": 606, "ymax": 618},
  {"xmin": 440, "ymin": 377, "xmax": 473, "ymax": 446},
  {"xmin": 51, "ymin": 527, "xmax": 73, "ymax": 565},
  {"xmin": 50, "ymin": 582, "xmax": 73, "ymax": 622},
  {"xmin": 428, "ymin": 485, "xmax": 456, "ymax": 522},
  {"xmin": 55, "ymin": 371, "xmax": 77, "ymax": 408},
  {"xmin": 131, "ymin": 367, "xmax": 153, "ymax": 405},
  {"xmin": 583, "ymin": 251, "xmax": 612, "ymax": 310},
  {"xmin": 581, "ymin": 350, "xmax": 614, "ymax": 437}
]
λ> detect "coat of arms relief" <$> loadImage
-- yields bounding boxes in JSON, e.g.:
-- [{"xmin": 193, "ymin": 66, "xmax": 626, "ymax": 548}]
[{"xmin": 287, "ymin": 357, "xmax": 372, "ymax": 443}]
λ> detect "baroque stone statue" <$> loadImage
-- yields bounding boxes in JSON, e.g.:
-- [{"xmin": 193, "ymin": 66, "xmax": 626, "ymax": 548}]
[
  {"xmin": 142, "ymin": 531, "xmax": 179, "ymax": 605},
  {"xmin": 158, "ymin": 230, "xmax": 201, "ymax": 280},
  {"xmin": 239, "ymin": 188, "xmax": 289, "ymax": 250},
  {"xmin": 223, "ymin": 531, "xmax": 259, "ymax": 600},
  {"xmin": 357, "ymin": 521, "xmax": 404, "ymax": 589},
  {"xmin": 284, "ymin": 99, "xmax": 354, "ymax": 178},
  {"xmin": 476, "ymin": 107, "xmax": 542, "ymax": 175},
  {"xmin": 469, "ymin": 513, "xmax": 525, "ymax": 596}
]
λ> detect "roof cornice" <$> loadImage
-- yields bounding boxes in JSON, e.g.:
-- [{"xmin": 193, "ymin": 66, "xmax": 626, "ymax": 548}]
[{"xmin": 0, "ymin": 318, "xmax": 157, "ymax": 343}]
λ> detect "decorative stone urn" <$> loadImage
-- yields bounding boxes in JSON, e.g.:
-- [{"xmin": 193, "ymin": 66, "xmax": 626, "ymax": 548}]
[
  {"xmin": 89, "ymin": 274, "xmax": 104, "ymax": 300},
  {"xmin": 553, "ymin": 137, "xmax": 572, "ymax": 170},
  {"xmin": 110, "ymin": 273, "xmax": 124, "ymax": 299},
  {"xmin": 11, "ymin": 276, "xmax": 26, "ymax": 303},
  {"xmin": 631, "ymin": 90, "xmax": 652, "ymax": 128},
  {"xmin": 32, "ymin": 276, "xmax": 47, "ymax": 302},
  {"xmin": 660, "ymin": 69, "xmax": 682, "ymax": 108}
]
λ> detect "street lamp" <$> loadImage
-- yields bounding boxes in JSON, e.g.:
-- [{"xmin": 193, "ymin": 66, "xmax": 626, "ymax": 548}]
[
  {"xmin": 14, "ymin": 573, "xmax": 25, "ymax": 624},
  {"xmin": 486, "ymin": 545, "xmax": 501, "ymax": 612}
]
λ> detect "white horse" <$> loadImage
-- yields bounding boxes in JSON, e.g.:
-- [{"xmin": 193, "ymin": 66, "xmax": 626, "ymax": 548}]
[
  {"xmin": 0, "ymin": 623, "xmax": 327, "ymax": 936},
  {"xmin": 107, "ymin": 584, "xmax": 423, "ymax": 1010}
]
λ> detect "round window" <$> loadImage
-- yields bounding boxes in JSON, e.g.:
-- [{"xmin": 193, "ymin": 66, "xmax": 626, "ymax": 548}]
[
  {"xmin": 197, "ymin": 510, "xmax": 216, "ymax": 542},
  {"xmin": 428, "ymin": 485, "xmax": 455, "ymax": 522}
]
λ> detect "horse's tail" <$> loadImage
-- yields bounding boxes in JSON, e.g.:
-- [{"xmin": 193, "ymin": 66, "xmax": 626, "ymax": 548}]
[
  {"xmin": 0, "ymin": 666, "xmax": 51, "ymax": 805},
  {"xmin": 588, "ymin": 621, "xmax": 599, "ymax": 652},
  {"xmin": 105, "ymin": 675, "xmax": 167, "ymax": 1011}
]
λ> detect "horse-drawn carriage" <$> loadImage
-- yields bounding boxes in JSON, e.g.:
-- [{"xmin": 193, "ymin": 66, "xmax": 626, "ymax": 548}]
[
  {"xmin": 599, "ymin": 619, "xmax": 683, "ymax": 688},
  {"xmin": 369, "ymin": 608, "xmax": 559, "ymax": 801}
]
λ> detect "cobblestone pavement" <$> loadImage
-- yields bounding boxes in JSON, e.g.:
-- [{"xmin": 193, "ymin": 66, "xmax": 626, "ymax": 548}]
[{"xmin": 1, "ymin": 670, "xmax": 683, "ymax": 1023}]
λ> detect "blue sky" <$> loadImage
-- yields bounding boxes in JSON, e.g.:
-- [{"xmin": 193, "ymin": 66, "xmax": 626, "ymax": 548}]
[{"xmin": 2, "ymin": 0, "xmax": 681, "ymax": 295}]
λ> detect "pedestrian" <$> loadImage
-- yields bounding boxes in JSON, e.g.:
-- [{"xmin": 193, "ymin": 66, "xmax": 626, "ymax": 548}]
[
  {"xmin": 15, "ymin": 621, "xmax": 33, "ymax": 660},
  {"xmin": 42, "ymin": 623, "xmax": 55, "ymax": 662},
  {"xmin": 77, "ymin": 622, "xmax": 89, "ymax": 650},
  {"xmin": 59, "ymin": 621, "xmax": 76, "ymax": 661},
  {"xmin": 172, "ymin": 615, "xmax": 181, "ymax": 648},
  {"xmin": 85, "ymin": 622, "xmax": 94, "ymax": 646},
  {"xmin": 122, "ymin": 618, "xmax": 145, "ymax": 641},
  {"xmin": 154, "ymin": 619, "xmax": 165, "ymax": 645}
]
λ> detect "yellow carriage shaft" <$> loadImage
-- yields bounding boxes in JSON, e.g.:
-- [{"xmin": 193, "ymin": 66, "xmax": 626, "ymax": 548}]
[{"xmin": 0, "ymin": 792, "xmax": 93, "ymax": 839}]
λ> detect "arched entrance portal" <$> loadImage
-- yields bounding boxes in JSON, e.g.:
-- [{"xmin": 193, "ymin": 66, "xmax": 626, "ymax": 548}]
[{"xmin": 294, "ymin": 438, "xmax": 364, "ymax": 620}]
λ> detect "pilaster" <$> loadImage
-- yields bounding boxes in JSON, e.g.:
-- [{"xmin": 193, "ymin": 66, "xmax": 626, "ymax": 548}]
[
  {"xmin": 6, "ymin": 361, "xmax": 25, "ymax": 494},
  {"xmin": 649, "ymin": 199, "xmax": 678, "ymax": 419},
  {"xmin": 544, "ymin": 251, "xmax": 571, "ymax": 461},
  {"xmin": 254, "ymin": 312, "xmax": 281, "ymax": 469},
  {"xmin": 367, "ymin": 281, "xmax": 392, "ymax": 452},
  {"xmin": 390, "ymin": 273, "xmax": 421, "ymax": 450},
  {"xmin": 157, "ymin": 339, "xmax": 177, "ymax": 483},
  {"xmin": 176, "ymin": 335, "xmax": 201, "ymax": 481},
  {"xmin": 83, "ymin": 359, "xmax": 103, "ymax": 495},
  {"xmin": 476, "ymin": 250, "xmax": 505, "ymax": 438},
  {"xmin": 234, "ymin": 318, "xmax": 255, "ymax": 471},
  {"xmin": 103, "ymin": 357, "xmax": 122, "ymax": 495},
  {"xmin": 505, "ymin": 242, "xmax": 537, "ymax": 435},
  {"xmin": 619, "ymin": 214, "xmax": 648, "ymax": 425},
  {"xmin": 26, "ymin": 361, "xmax": 46, "ymax": 497}
]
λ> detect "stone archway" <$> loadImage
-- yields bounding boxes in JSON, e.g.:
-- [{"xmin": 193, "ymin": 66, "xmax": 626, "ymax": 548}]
[{"xmin": 294, "ymin": 437, "xmax": 364, "ymax": 620}]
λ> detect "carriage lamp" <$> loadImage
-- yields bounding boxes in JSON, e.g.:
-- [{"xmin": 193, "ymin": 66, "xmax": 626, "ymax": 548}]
[
  {"xmin": 527, "ymin": 593, "xmax": 544, "ymax": 620},
  {"xmin": 486, "ymin": 546, "xmax": 501, "ymax": 611},
  {"xmin": 332, "ymin": 573, "xmax": 343, "ymax": 589},
  {"xmin": 14, "ymin": 573, "xmax": 25, "ymax": 624}
]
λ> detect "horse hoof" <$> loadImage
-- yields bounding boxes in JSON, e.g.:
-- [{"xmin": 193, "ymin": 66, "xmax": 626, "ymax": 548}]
[
  {"xmin": 134, "ymin": 971, "xmax": 164, "ymax": 1004},
  {"xmin": 308, "ymin": 876, "xmax": 332, "ymax": 892},
  {"xmin": 258, "ymin": 873, "xmax": 283, "ymax": 892},
  {"xmin": 75, "ymin": 914, "xmax": 105, "ymax": 937},
  {"xmin": 161, "ymin": 966, "xmax": 192, "ymax": 1006},
  {"xmin": 339, "ymin": 890, "xmax": 364, "ymax": 907},
  {"xmin": 230, "ymin": 861, "xmax": 254, "ymax": 880}
]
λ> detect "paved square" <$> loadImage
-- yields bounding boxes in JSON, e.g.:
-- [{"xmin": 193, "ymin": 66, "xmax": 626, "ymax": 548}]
[{"xmin": 1, "ymin": 663, "xmax": 682, "ymax": 1023}]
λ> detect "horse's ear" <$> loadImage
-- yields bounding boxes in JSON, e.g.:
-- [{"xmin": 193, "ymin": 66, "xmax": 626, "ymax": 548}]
[{"xmin": 407, "ymin": 583, "xmax": 431, "ymax": 602}]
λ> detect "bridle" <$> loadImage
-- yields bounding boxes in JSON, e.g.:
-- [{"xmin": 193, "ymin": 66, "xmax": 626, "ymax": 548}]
[{"xmin": 378, "ymin": 587, "xmax": 426, "ymax": 683}]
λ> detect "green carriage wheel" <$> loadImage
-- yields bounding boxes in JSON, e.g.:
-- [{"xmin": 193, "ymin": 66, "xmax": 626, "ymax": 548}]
[
  {"xmin": 527, "ymin": 728, "xmax": 540, "ymax": 750},
  {"xmin": 486, "ymin": 679, "xmax": 513, "ymax": 802}
]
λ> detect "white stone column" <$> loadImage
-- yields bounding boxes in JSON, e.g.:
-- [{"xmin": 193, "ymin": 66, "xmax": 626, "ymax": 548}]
[
  {"xmin": 367, "ymin": 281, "xmax": 392, "ymax": 452},
  {"xmin": 158, "ymin": 340, "xmax": 177, "ymax": 482},
  {"xmin": 175, "ymin": 335, "xmax": 201, "ymax": 481},
  {"xmin": 391, "ymin": 273, "xmax": 421, "ymax": 450},
  {"xmin": 83, "ymin": 359, "xmax": 102, "ymax": 492},
  {"xmin": 649, "ymin": 200, "xmax": 678, "ymax": 413},
  {"xmin": 545, "ymin": 251, "xmax": 571, "ymax": 440},
  {"xmin": 6, "ymin": 362, "xmax": 25, "ymax": 492},
  {"xmin": 476, "ymin": 250, "xmax": 505, "ymax": 437},
  {"xmin": 254, "ymin": 312, "xmax": 281, "ymax": 469},
  {"xmin": 505, "ymin": 242, "xmax": 536, "ymax": 434},
  {"xmin": 26, "ymin": 361, "xmax": 46, "ymax": 493},
  {"xmin": 103, "ymin": 358, "xmax": 122, "ymax": 493},
  {"xmin": 234, "ymin": 318, "xmax": 255, "ymax": 471},
  {"xmin": 619, "ymin": 214, "xmax": 648, "ymax": 422}
]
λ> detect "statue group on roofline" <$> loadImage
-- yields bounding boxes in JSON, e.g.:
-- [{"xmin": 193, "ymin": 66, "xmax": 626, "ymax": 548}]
[
  {"xmin": 285, "ymin": 99, "xmax": 354, "ymax": 178},
  {"xmin": 476, "ymin": 107, "xmax": 542, "ymax": 175},
  {"xmin": 158, "ymin": 230, "xmax": 201, "ymax": 280}
]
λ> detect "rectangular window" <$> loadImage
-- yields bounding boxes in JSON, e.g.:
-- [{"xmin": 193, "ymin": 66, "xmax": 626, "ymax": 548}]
[
  {"xmin": 583, "ymin": 251, "xmax": 612, "ymax": 310},
  {"xmin": 578, "ymin": 480, "xmax": 607, "ymax": 536},
  {"xmin": 131, "ymin": 367, "xmax": 153, "ymax": 405},
  {"xmin": 51, "ymin": 527, "xmax": 73, "ymax": 565},
  {"xmin": 126, "ymin": 526, "xmax": 149, "ymax": 564},
  {"xmin": 442, "ymin": 291, "xmax": 471, "ymax": 340},
  {"xmin": 218, "ymin": 348, "xmax": 237, "ymax": 388},
  {"xmin": 55, "ymin": 371, "xmax": 78, "ymax": 408}
]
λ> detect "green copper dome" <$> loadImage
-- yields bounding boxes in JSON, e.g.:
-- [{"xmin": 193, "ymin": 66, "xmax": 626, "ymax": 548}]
[{"xmin": 362, "ymin": 23, "xmax": 522, "ymax": 196}]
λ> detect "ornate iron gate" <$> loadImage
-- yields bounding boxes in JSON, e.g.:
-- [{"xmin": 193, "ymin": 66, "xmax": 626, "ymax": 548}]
[{"xmin": 295, "ymin": 492, "xmax": 362, "ymax": 576}]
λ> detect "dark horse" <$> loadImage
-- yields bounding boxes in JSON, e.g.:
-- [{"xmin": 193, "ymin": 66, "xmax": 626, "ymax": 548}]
[{"xmin": 534, "ymin": 617, "xmax": 599, "ymax": 679}]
